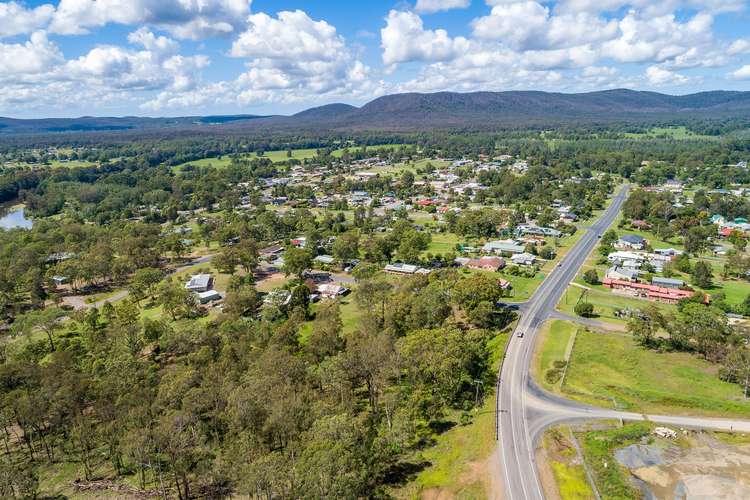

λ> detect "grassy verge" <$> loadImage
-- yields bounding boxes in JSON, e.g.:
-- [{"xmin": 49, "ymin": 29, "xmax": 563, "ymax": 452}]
[
  {"xmin": 563, "ymin": 329, "xmax": 750, "ymax": 417},
  {"xmin": 542, "ymin": 427, "xmax": 596, "ymax": 500},
  {"xmin": 391, "ymin": 331, "xmax": 511, "ymax": 499},
  {"xmin": 534, "ymin": 320, "xmax": 576, "ymax": 392}
]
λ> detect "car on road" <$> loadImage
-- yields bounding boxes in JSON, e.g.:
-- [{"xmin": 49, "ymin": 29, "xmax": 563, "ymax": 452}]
[{"xmin": 516, "ymin": 331, "xmax": 524, "ymax": 338}]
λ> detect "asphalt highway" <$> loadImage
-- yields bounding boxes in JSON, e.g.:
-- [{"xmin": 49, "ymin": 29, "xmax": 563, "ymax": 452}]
[{"xmin": 495, "ymin": 184, "xmax": 750, "ymax": 499}]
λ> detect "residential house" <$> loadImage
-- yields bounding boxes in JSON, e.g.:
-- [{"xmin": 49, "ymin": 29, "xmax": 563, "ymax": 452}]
[
  {"xmin": 511, "ymin": 252, "xmax": 537, "ymax": 266},
  {"xmin": 606, "ymin": 267, "xmax": 639, "ymax": 282},
  {"xmin": 313, "ymin": 255, "xmax": 335, "ymax": 265},
  {"xmin": 185, "ymin": 274, "xmax": 213, "ymax": 293},
  {"xmin": 651, "ymin": 277, "xmax": 684, "ymax": 289},
  {"xmin": 516, "ymin": 225, "xmax": 563, "ymax": 238},
  {"xmin": 317, "ymin": 284, "xmax": 350, "ymax": 299},
  {"xmin": 482, "ymin": 240, "xmax": 526, "ymax": 255},
  {"xmin": 466, "ymin": 256, "xmax": 506, "ymax": 272},
  {"xmin": 260, "ymin": 245, "xmax": 284, "ymax": 258},
  {"xmin": 196, "ymin": 290, "xmax": 222, "ymax": 304},
  {"xmin": 616, "ymin": 234, "xmax": 646, "ymax": 250},
  {"xmin": 602, "ymin": 278, "xmax": 704, "ymax": 305}
]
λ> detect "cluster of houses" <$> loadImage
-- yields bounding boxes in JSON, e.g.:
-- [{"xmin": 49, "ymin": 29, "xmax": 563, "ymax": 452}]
[
  {"xmin": 602, "ymin": 277, "xmax": 704, "ymax": 305},
  {"xmin": 711, "ymin": 215, "xmax": 750, "ymax": 239},
  {"xmin": 602, "ymin": 241, "xmax": 704, "ymax": 304}
]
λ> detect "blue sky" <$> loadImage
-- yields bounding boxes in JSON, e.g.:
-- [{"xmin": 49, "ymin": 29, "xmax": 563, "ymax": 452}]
[{"xmin": 1, "ymin": 0, "xmax": 749, "ymax": 117}]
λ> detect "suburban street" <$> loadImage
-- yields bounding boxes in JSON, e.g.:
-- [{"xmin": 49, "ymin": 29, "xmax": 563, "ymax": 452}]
[{"xmin": 497, "ymin": 184, "xmax": 750, "ymax": 499}]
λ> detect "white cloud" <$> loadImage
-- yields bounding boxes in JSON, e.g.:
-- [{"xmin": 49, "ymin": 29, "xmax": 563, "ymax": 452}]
[
  {"xmin": 601, "ymin": 11, "xmax": 714, "ymax": 64},
  {"xmin": 646, "ymin": 65, "xmax": 690, "ymax": 86},
  {"xmin": 0, "ymin": 31, "xmax": 62, "ymax": 76},
  {"xmin": 415, "ymin": 0, "xmax": 471, "ymax": 14},
  {"xmin": 143, "ymin": 9, "xmax": 383, "ymax": 112},
  {"xmin": 64, "ymin": 30, "xmax": 208, "ymax": 91},
  {"xmin": 231, "ymin": 10, "xmax": 342, "ymax": 61},
  {"xmin": 472, "ymin": 2, "xmax": 618, "ymax": 51},
  {"xmin": 381, "ymin": 10, "xmax": 469, "ymax": 65},
  {"xmin": 728, "ymin": 39, "xmax": 750, "ymax": 56},
  {"xmin": 554, "ymin": 0, "xmax": 745, "ymax": 15},
  {"xmin": 0, "ymin": 1, "xmax": 54, "ymax": 38},
  {"xmin": 49, "ymin": 0, "xmax": 251, "ymax": 39},
  {"xmin": 729, "ymin": 65, "xmax": 750, "ymax": 80}
]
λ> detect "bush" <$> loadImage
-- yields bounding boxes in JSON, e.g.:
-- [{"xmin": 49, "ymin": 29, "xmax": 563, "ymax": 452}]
[
  {"xmin": 574, "ymin": 301, "xmax": 595, "ymax": 317},
  {"xmin": 583, "ymin": 269, "xmax": 599, "ymax": 285}
]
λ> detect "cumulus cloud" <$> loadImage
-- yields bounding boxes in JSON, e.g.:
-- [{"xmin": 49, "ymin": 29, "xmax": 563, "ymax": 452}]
[
  {"xmin": 49, "ymin": 0, "xmax": 251, "ymax": 39},
  {"xmin": 472, "ymin": 2, "xmax": 618, "ymax": 51},
  {"xmin": 0, "ymin": 31, "xmax": 62, "ymax": 76},
  {"xmin": 64, "ymin": 29, "xmax": 208, "ymax": 91},
  {"xmin": 415, "ymin": 0, "xmax": 471, "ymax": 14},
  {"xmin": 0, "ymin": 1, "xmax": 54, "ymax": 38},
  {"xmin": 143, "ymin": 9, "xmax": 383, "ymax": 111},
  {"xmin": 381, "ymin": 10, "xmax": 469, "ymax": 65},
  {"xmin": 646, "ymin": 65, "xmax": 690, "ymax": 86}
]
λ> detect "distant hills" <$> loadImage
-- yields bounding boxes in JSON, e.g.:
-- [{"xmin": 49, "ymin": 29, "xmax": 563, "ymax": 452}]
[{"xmin": 2, "ymin": 89, "xmax": 750, "ymax": 135}]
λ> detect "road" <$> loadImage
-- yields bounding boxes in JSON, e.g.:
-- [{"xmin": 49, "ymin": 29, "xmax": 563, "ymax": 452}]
[{"xmin": 496, "ymin": 184, "xmax": 750, "ymax": 499}]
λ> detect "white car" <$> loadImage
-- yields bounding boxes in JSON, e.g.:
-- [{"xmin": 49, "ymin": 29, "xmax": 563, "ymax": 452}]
[{"xmin": 516, "ymin": 331, "xmax": 525, "ymax": 338}]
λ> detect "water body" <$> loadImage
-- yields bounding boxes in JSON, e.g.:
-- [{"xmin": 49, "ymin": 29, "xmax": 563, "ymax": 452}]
[{"xmin": 0, "ymin": 205, "xmax": 33, "ymax": 229}]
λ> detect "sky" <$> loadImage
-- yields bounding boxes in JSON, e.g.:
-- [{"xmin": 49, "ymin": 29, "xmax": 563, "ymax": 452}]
[{"xmin": 1, "ymin": 0, "xmax": 749, "ymax": 118}]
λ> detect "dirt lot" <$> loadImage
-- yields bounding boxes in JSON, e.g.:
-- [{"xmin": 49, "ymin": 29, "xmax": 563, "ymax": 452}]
[{"xmin": 615, "ymin": 431, "xmax": 750, "ymax": 499}]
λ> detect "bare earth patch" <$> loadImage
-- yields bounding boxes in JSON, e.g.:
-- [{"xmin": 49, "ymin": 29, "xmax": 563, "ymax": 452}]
[{"xmin": 618, "ymin": 432, "xmax": 750, "ymax": 499}]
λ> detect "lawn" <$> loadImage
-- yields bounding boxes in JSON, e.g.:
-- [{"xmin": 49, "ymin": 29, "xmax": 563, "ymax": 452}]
[
  {"xmin": 425, "ymin": 232, "xmax": 461, "ymax": 255},
  {"xmin": 563, "ymin": 329, "xmax": 750, "ymax": 417},
  {"xmin": 534, "ymin": 320, "xmax": 576, "ymax": 392}
]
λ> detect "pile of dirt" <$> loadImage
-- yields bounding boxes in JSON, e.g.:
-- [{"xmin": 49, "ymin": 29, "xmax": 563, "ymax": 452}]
[{"xmin": 615, "ymin": 432, "xmax": 750, "ymax": 499}]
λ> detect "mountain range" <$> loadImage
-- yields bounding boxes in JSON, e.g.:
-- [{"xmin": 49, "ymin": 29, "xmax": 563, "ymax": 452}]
[{"xmin": 2, "ymin": 89, "xmax": 749, "ymax": 135}]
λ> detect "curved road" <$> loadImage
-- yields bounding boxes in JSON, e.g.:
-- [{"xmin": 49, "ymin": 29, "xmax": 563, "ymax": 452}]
[{"xmin": 497, "ymin": 185, "xmax": 750, "ymax": 499}]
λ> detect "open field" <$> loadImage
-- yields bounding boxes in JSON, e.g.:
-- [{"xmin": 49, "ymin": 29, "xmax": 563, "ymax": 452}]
[
  {"xmin": 562, "ymin": 329, "xmax": 750, "ymax": 417},
  {"xmin": 624, "ymin": 126, "xmax": 718, "ymax": 140}
]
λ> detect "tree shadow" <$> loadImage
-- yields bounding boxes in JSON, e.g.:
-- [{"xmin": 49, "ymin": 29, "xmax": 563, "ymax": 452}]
[{"xmin": 381, "ymin": 460, "xmax": 432, "ymax": 486}]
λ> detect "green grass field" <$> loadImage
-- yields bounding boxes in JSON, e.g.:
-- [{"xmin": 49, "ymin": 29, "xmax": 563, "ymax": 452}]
[
  {"xmin": 534, "ymin": 320, "xmax": 576, "ymax": 392},
  {"xmin": 425, "ymin": 232, "xmax": 461, "ymax": 254},
  {"xmin": 624, "ymin": 126, "xmax": 718, "ymax": 140},
  {"xmin": 563, "ymin": 329, "xmax": 750, "ymax": 417}
]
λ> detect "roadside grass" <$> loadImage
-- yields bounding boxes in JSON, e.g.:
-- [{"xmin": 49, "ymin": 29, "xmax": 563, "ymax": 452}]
[
  {"xmin": 563, "ymin": 329, "xmax": 750, "ymax": 417},
  {"xmin": 576, "ymin": 423, "xmax": 652, "ymax": 500},
  {"xmin": 541, "ymin": 426, "xmax": 596, "ymax": 500},
  {"xmin": 534, "ymin": 320, "xmax": 576, "ymax": 392},
  {"xmin": 551, "ymin": 461, "xmax": 595, "ymax": 500}
]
